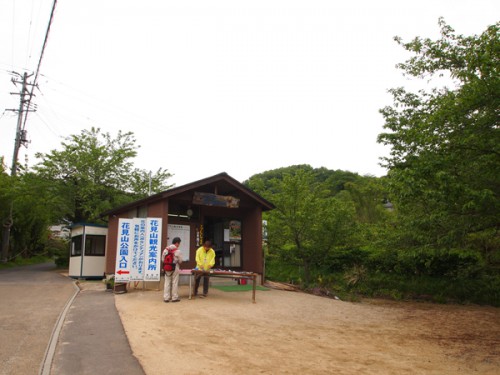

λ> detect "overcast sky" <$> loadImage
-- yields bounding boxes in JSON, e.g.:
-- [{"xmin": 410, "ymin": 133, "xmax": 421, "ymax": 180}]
[{"xmin": 1, "ymin": 1, "xmax": 498, "ymax": 187}]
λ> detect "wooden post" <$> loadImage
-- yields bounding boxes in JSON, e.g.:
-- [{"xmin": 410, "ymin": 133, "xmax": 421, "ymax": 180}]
[{"xmin": 252, "ymin": 274, "xmax": 256, "ymax": 303}]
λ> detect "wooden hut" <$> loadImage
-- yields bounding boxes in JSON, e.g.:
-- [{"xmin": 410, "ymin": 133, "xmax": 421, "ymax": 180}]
[{"xmin": 101, "ymin": 173, "xmax": 274, "ymax": 281}]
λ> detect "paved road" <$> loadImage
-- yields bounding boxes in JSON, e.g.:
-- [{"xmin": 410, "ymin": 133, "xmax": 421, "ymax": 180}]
[
  {"xmin": 0, "ymin": 262, "xmax": 76, "ymax": 375},
  {"xmin": 51, "ymin": 287, "xmax": 145, "ymax": 375}
]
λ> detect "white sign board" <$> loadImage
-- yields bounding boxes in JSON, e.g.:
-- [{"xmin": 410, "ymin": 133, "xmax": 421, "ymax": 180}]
[
  {"xmin": 144, "ymin": 218, "xmax": 162, "ymax": 281},
  {"xmin": 129, "ymin": 218, "xmax": 147, "ymax": 281},
  {"xmin": 115, "ymin": 217, "xmax": 162, "ymax": 282},
  {"xmin": 115, "ymin": 218, "xmax": 133, "ymax": 282},
  {"xmin": 168, "ymin": 224, "xmax": 191, "ymax": 261}
]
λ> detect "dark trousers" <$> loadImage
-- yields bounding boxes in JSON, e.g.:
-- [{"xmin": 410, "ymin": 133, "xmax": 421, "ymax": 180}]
[{"xmin": 194, "ymin": 275, "xmax": 209, "ymax": 295}]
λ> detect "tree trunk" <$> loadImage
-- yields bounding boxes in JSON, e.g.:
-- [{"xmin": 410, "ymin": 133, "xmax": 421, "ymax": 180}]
[
  {"xmin": 303, "ymin": 258, "xmax": 311, "ymax": 286},
  {"xmin": 1, "ymin": 224, "xmax": 11, "ymax": 262}
]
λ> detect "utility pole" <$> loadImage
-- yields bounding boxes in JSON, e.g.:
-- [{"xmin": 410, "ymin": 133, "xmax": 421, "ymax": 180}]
[
  {"xmin": 9, "ymin": 72, "xmax": 35, "ymax": 176},
  {"xmin": 1, "ymin": 72, "xmax": 36, "ymax": 262}
]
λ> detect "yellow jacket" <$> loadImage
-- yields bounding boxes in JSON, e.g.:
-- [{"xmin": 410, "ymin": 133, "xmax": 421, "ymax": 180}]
[{"xmin": 195, "ymin": 246, "xmax": 216, "ymax": 271}]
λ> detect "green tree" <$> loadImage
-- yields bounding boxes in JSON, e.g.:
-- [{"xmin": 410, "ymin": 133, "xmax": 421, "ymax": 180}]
[
  {"xmin": 35, "ymin": 127, "xmax": 172, "ymax": 223},
  {"xmin": 343, "ymin": 177, "xmax": 390, "ymax": 224},
  {"xmin": 0, "ymin": 161, "xmax": 14, "ymax": 261},
  {"xmin": 339, "ymin": 177, "xmax": 393, "ymax": 247},
  {"xmin": 8, "ymin": 173, "xmax": 59, "ymax": 258},
  {"xmin": 254, "ymin": 169, "xmax": 357, "ymax": 284},
  {"xmin": 378, "ymin": 20, "xmax": 500, "ymax": 257},
  {"xmin": 1, "ymin": 165, "xmax": 63, "ymax": 260}
]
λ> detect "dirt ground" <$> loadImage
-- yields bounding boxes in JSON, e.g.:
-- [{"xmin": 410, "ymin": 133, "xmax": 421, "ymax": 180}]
[{"xmin": 114, "ymin": 282, "xmax": 500, "ymax": 375}]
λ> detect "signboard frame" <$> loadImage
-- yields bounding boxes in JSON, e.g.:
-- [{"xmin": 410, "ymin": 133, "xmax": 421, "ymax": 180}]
[{"xmin": 115, "ymin": 217, "xmax": 162, "ymax": 283}]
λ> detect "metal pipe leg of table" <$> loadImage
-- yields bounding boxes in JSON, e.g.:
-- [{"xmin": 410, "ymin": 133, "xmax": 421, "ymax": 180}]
[
  {"xmin": 252, "ymin": 275, "xmax": 256, "ymax": 303},
  {"xmin": 189, "ymin": 274, "xmax": 192, "ymax": 300}
]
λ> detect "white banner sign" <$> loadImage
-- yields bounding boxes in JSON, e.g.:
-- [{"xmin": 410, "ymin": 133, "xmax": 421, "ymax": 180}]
[
  {"xmin": 115, "ymin": 218, "xmax": 133, "ymax": 282},
  {"xmin": 144, "ymin": 218, "xmax": 162, "ymax": 281},
  {"xmin": 115, "ymin": 217, "xmax": 162, "ymax": 282},
  {"xmin": 129, "ymin": 218, "xmax": 146, "ymax": 281}
]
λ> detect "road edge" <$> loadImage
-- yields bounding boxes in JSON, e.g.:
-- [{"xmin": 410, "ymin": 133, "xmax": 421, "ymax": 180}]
[{"xmin": 38, "ymin": 280, "xmax": 80, "ymax": 375}]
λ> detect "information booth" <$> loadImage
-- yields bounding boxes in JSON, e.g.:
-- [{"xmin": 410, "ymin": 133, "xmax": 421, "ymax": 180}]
[
  {"xmin": 102, "ymin": 173, "xmax": 275, "ymax": 285},
  {"xmin": 69, "ymin": 223, "xmax": 108, "ymax": 279}
]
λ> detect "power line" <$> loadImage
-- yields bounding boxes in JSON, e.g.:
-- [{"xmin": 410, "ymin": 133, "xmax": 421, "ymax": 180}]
[
  {"xmin": 22, "ymin": 0, "xmax": 58, "ymax": 131},
  {"xmin": 32, "ymin": 0, "xmax": 57, "ymax": 87},
  {"xmin": 25, "ymin": 0, "xmax": 36, "ymax": 67},
  {"xmin": 11, "ymin": 0, "xmax": 16, "ymax": 70},
  {"xmin": 34, "ymin": 111, "xmax": 60, "ymax": 138}
]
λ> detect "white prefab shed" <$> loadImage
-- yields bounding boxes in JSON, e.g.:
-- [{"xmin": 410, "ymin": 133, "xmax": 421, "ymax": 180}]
[{"xmin": 69, "ymin": 223, "xmax": 108, "ymax": 279}]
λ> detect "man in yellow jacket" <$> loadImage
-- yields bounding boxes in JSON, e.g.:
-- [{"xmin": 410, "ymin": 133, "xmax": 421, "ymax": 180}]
[{"xmin": 194, "ymin": 240, "xmax": 216, "ymax": 297}]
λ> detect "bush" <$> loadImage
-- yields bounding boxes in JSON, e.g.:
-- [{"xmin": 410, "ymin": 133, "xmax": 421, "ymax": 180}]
[
  {"xmin": 348, "ymin": 272, "xmax": 500, "ymax": 306},
  {"xmin": 367, "ymin": 247, "xmax": 485, "ymax": 278},
  {"xmin": 264, "ymin": 249, "xmax": 499, "ymax": 306},
  {"xmin": 325, "ymin": 247, "xmax": 371, "ymax": 272},
  {"xmin": 397, "ymin": 248, "xmax": 485, "ymax": 278},
  {"xmin": 47, "ymin": 238, "xmax": 70, "ymax": 268},
  {"xmin": 265, "ymin": 259, "xmax": 303, "ymax": 284}
]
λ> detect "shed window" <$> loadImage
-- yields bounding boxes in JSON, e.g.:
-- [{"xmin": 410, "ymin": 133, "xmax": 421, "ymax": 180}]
[
  {"xmin": 85, "ymin": 235, "xmax": 106, "ymax": 256},
  {"xmin": 71, "ymin": 235, "xmax": 82, "ymax": 257}
]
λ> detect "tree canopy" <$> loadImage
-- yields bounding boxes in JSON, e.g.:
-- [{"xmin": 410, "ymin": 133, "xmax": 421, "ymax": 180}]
[
  {"xmin": 1, "ymin": 128, "xmax": 173, "ymax": 262},
  {"xmin": 378, "ymin": 19, "xmax": 499, "ymax": 256},
  {"xmin": 34, "ymin": 127, "xmax": 172, "ymax": 223}
]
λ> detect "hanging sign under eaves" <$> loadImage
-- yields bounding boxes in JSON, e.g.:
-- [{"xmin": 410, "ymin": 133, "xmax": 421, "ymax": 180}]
[{"xmin": 193, "ymin": 192, "xmax": 239, "ymax": 208}]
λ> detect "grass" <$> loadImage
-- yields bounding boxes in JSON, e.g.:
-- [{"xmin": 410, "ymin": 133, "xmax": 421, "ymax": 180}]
[
  {"xmin": 212, "ymin": 284, "xmax": 270, "ymax": 292},
  {"xmin": 0, "ymin": 255, "xmax": 53, "ymax": 270}
]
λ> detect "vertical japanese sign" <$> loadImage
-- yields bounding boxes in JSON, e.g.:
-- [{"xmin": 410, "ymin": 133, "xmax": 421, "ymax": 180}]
[
  {"xmin": 115, "ymin": 218, "xmax": 133, "ymax": 282},
  {"xmin": 144, "ymin": 218, "xmax": 162, "ymax": 281},
  {"xmin": 115, "ymin": 217, "xmax": 162, "ymax": 282},
  {"xmin": 129, "ymin": 218, "xmax": 146, "ymax": 281},
  {"xmin": 138, "ymin": 218, "xmax": 147, "ymax": 278}
]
